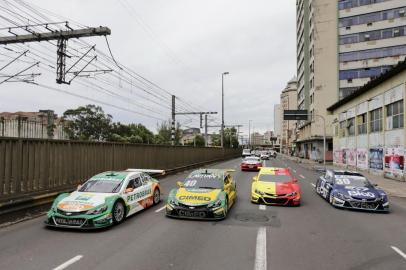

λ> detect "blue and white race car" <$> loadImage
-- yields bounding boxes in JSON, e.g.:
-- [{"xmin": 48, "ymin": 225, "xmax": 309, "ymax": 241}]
[{"xmin": 315, "ymin": 170, "xmax": 389, "ymax": 212}]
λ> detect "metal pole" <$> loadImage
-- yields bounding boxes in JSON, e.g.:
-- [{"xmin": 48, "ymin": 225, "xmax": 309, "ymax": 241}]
[
  {"xmin": 205, "ymin": 114, "xmax": 208, "ymax": 147},
  {"xmin": 248, "ymin": 120, "xmax": 251, "ymax": 148},
  {"xmin": 171, "ymin": 95, "xmax": 176, "ymax": 146},
  {"xmin": 221, "ymin": 74, "xmax": 224, "ymax": 148},
  {"xmin": 221, "ymin": 72, "xmax": 229, "ymax": 148},
  {"xmin": 315, "ymin": 114, "xmax": 326, "ymax": 169}
]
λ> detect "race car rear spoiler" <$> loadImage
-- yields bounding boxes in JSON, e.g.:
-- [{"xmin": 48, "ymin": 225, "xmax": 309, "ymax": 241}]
[{"xmin": 126, "ymin": 169, "xmax": 166, "ymax": 175}]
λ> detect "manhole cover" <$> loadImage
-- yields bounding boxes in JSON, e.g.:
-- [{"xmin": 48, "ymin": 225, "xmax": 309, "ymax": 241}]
[{"xmin": 234, "ymin": 213, "xmax": 269, "ymax": 223}]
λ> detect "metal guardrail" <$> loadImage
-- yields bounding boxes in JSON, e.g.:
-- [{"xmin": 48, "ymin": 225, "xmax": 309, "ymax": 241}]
[{"xmin": 0, "ymin": 137, "xmax": 240, "ymax": 203}]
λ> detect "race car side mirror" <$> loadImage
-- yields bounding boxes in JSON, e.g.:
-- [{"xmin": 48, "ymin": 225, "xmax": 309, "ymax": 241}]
[
  {"xmin": 77, "ymin": 184, "xmax": 82, "ymax": 191},
  {"xmin": 373, "ymin": 183, "xmax": 378, "ymax": 187},
  {"xmin": 252, "ymin": 176, "xmax": 258, "ymax": 182},
  {"xmin": 293, "ymin": 178, "xmax": 298, "ymax": 183},
  {"xmin": 177, "ymin": 181, "xmax": 184, "ymax": 188},
  {"xmin": 124, "ymin": 188, "xmax": 134, "ymax": 194}
]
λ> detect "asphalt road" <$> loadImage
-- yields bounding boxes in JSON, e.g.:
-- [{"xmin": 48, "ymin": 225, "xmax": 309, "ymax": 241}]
[{"xmin": 0, "ymin": 157, "xmax": 406, "ymax": 270}]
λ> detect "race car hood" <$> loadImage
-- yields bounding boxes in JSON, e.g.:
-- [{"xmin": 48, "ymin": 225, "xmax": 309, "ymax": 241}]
[
  {"xmin": 256, "ymin": 181, "xmax": 295, "ymax": 195},
  {"xmin": 175, "ymin": 188, "xmax": 221, "ymax": 205},
  {"xmin": 336, "ymin": 185, "xmax": 385, "ymax": 200},
  {"xmin": 57, "ymin": 192, "xmax": 112, "ymax": 212}
]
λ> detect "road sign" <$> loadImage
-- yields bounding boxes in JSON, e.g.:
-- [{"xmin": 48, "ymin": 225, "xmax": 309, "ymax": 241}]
[{"xmin": 283, "ymin": 110, "xmax": 308, "ymax": 120}]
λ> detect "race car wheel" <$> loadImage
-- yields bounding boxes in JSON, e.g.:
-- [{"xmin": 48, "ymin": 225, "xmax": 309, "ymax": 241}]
[
  {"xmin": 112, "ymin": 201, "xmax": 125, "ymax": 224},
  {"xmin": 153, "ymin": 188, "xmax": 160, "ymax": 205}
]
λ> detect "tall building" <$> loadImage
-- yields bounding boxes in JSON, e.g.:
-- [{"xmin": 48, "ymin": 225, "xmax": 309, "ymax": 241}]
[
  {"xmin": 280, "ymin": 77, "xmax": 298, "ymax": 154},
  {"xmin": 273, "ymin": 104, "xmax": 282, "ymax": 137},
  {"xmin": 296, "ymin": 0, "xmax": 337, "ymax": 160},
  {"xmin": 339, "ymin": 0, "xmax": 406, "ymax": 99}
]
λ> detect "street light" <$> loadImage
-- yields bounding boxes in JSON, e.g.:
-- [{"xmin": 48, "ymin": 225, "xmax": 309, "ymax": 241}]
[{"xmin": 221, "ymin": 72, "xmax": 229, "ymax": 148}]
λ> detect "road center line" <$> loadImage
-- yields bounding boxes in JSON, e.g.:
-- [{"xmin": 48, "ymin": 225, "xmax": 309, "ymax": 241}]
[
  {"xmin": 53, "ymin": 255, "xmax": 83, "ymax": 270},
  {"xmin": 254, "ymin": 227, "xmax": 267, "ymax": 270},
  {"xmin": 155, "ymin": 205, "xmax": 167, "ymax": 213},
  {"xmin": 299, "ymin": 174, "xmax": 305, "ymax": 179},
  {"xmin": 391, "ymin": 246, "xmax": 406, "ymax": 261},
  {"xmin": 311, "ymin": 183, "xmax": 316, "ymax": 188},
  {"xmin": 259, "ymin": 205, "xmax": 266, "ymax": 211}
]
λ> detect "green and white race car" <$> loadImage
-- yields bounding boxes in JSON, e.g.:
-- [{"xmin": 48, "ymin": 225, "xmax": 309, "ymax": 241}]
[{"xmin": 45, "ymin": 169, "xmax": 164, "ymax": 229}]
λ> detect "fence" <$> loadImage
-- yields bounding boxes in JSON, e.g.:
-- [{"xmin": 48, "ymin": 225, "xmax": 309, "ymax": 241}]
[
  {"xmin": 0, "ymin": 137, "xmax": 240, "ymax": 201},
  {"xmin": 0, "ymin": 119, "xmax": 67, "ymax": 140}
]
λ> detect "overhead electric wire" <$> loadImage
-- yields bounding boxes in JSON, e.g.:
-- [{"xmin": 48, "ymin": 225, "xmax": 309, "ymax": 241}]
[{"xmin": 0, "ymin": 0, "xmax": 209, "ymax": 126}]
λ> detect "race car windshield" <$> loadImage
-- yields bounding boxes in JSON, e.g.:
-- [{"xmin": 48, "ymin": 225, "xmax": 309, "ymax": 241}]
[
  {"xmin": 244, "ymin": 157, "xmax": 260, "ymax": 162},
  {"xmin": 183, "ymin": 176, "xmax": 223, "ymax": 189},
  {"xmin": 258, "ymin": 174, "xmax": 291, "ymax": 183},
  {"xmin": 79, "ymin": 180, "xmax": 123, "ymax": 193},
  {"xmin": 334, "ymin": 176, "xmax": 370, "ymax": 187}
]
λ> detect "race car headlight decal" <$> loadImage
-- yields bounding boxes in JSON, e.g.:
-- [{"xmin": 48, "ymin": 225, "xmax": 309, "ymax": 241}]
[
  {"xmin": 208, "ymin": 200, "xmax": 222, "ymax": 208},
  {"xmin": 169, "ymin": 199, "xmax": 179, "ymax": 206},
  {"xmin": 286, "ymin": 191, "xmax": 297, "ymax": 197},
  {"xmin": 336, "ymin": 192, "xmax": 350, "ymax": 200},
  {"xmin": 255, "ymin": 189, "xmax": 265, "ymax": 195},
  {"xmin": 86, "ymin": 205, "xmax": 108, "ymax": 215}
]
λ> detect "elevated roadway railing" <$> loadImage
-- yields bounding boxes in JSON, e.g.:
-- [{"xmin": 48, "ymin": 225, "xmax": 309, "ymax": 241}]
[{"xmin": 0, "ymin": 137, "xmax": 240, "ymax": 214}]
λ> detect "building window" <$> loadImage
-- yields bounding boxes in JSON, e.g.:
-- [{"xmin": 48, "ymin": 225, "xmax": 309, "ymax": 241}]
[
  {"xmin": 339, "ymin": 26, "xmax": 406, "ymax": 45},
  {"xmin": 386, "ymin": 100, "xmax": 404, "ymax": 129},
  {"xmin": 347, "ymin": 117, "xmax": 355, "ymax": 136},
  {"xmin": 338, "ymin": 0, "xmax": 389, "ymax": 10},
  {"xmin": 370, "ymin": 108, "xmax": 382, "ymax": 132},
  {"xmin": 339, "ymin": 120, "xmax": 346, "ymax": 137},
  {"xmin": 339, "ymin": 45, "xmax": 406, "ymax": 62},
  {"xmin": 339, "ymin": 66, "xmax": 393, "ymax": 80},
  {"xmin": 339, "ymin": 6, "xmax": 406, "ymax": 28},
  {"xmin": 357, "ymin": 113, "xmax": 367, "ymax": 134}
]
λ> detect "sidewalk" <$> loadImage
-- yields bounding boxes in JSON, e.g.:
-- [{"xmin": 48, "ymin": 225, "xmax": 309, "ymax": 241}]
[{"xmin": 281, "ymin": 154, "xmax": 406, "ymax": 198}]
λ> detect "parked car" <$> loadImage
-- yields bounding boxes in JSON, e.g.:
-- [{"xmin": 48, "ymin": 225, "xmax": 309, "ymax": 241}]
[{"xmin": 242, "ymin": 148, "xmax": 252, "ymax": 158}]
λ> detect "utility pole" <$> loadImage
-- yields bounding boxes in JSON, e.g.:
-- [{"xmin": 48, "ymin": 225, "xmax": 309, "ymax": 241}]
[
  {"xmin": 0, "ymin": 23, "xmax": 111, "ymax": 84},
  {"xmin": 204, "ymin": 114, "xmax": 208, "ymax": 147},
  {"xmin": 171, "ymin": 96, "xmax": 217, "ymax": 146},
  {"xmin": 221, "ymin": 72, "xmax": 229, "ymax": 148},
  {"xmin": 248, "ymin": 120, "xmax": 252, "ymax": 148},
  {"xmin": 171, "ymin": 95, "xmax": 176, "ymax": 146}
]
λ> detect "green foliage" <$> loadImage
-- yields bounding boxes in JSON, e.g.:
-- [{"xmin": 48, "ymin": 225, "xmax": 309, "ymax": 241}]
[
  {"xmin": 211, "ymin": 128, "xmax": 239, "ymax": 148},
  {"xmin": 155, "ymin": 121, "xmax": 182, "ymax": 145},
  {"xmin": 63, "ymin": 105, "xmax": 112, "ymax": 141}
]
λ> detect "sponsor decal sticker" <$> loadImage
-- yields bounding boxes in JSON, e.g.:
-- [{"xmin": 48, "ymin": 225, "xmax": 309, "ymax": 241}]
[
  {"xmin": 178, "ymin": 195, "xmax": 211, "ymax": 201},
  {"xmin": 127, "ymin": 189, "xmax": 151, "ymax": 202}
]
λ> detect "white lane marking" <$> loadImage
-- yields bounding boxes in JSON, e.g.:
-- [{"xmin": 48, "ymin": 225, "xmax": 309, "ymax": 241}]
[
  {"xmin": 155, "ymin": 205, "xmax": 166, "ymax": 213},
  {"xmin": 254, "ymin": 227, "xmax": 267, "ymax": 270},
  {"xmin": 53, "ymin": 255, "xmax": 83, "ymax": 270},
  {"xmin": 311, "ymin": 183, "xmax": 316, "ymax": 188},
  {"xmin": 259, "ymin": 205, "xmax": 266, "ymax": 211},
  {"xmin": 391, "ymin": 246, "xmax": 406, "ymax": 261},
  {"xmin": 299, "ymin": 174, "xmax": 306, "ymax": 179}
]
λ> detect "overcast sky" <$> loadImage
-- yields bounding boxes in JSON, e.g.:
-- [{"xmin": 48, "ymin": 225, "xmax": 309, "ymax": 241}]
[{"xmin": 0, "ymin": 0, "xmax": 296, "ymax": 137}]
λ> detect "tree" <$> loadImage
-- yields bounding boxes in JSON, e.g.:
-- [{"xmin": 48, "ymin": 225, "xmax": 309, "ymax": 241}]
[
  {"xmin": 210, "ymin": 128, "xmax": 239, "ymax": 148},
  {"xmin": 63, "ymin": 105, "xmax": 112, "ymax": 141},
  {"xmin": 155, "ymin": 121, "xmax": 182, "ymax": 145},
  {"xmin": 194, "ymin": 135, "xmax": 205, "ymax": 147}
]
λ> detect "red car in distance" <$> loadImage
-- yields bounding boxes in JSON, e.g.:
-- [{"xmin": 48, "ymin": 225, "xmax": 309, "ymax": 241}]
[{"xmin": 241, "ymin": 156, "xmax": 263, "ymax": 171}]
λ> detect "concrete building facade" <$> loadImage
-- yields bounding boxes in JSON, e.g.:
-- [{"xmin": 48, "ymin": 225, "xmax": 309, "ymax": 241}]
[
  {"xmin": 280, "ymin": 77, "xmax": 298, "ymax": 154},
  {"xmin": 339, "ymin": 0, "xmax": 406, "ymax": 99},
  {"xmin": 295, "ymin": 0, "xmax": 337, "ymax": 161},
  {"xmin": 328, "ymin": 60, "xmax": 406, "ymax": 181},
  {"xmin": 273, "ymin": 104, "xmax": 282, "ymax": 138}
]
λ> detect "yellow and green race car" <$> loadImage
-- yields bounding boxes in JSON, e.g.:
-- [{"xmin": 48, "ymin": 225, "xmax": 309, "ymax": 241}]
[{"xmin": 166, "ymin": 169, "xmax": 237, "ymax": 220}]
